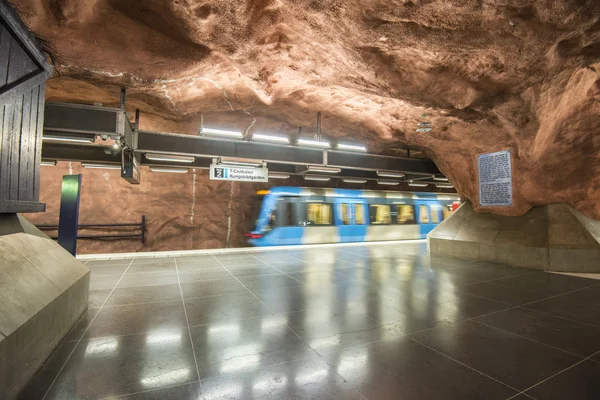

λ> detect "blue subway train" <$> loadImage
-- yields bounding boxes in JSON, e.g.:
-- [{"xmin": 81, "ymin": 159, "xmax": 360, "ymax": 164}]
[{"xmin": 246, "ymin": 187, "xmax": 460, "ymax": 246}]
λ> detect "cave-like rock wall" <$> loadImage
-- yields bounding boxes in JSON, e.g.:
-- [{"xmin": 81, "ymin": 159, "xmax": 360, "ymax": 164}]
[{"xmin": 12, "ymin": 0, "xmax": 600, "ymax": 219}]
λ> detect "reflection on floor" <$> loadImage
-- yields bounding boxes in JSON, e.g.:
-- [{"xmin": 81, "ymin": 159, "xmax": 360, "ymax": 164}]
[{"xmin": 19, "ymin": 242, "xmax": 600, "ymax": 400}]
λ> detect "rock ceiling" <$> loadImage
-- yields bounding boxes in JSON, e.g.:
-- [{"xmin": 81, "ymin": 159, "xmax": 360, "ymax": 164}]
[{"xmin": 12, "ymin": 0, "xmax": 600, "ymax": 218}]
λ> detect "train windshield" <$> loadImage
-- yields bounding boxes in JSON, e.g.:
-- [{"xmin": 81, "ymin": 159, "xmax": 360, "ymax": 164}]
[{"xmin": 248, "ymin": 195, "xmax": 264, "ymax": 231}]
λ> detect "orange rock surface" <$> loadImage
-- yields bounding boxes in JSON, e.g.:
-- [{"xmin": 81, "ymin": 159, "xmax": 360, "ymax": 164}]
[{"xmin": 12, "ymin": 0, "xmax": 600, "ymax": 219}]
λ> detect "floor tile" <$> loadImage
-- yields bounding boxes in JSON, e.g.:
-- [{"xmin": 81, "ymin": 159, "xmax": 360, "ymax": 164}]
[
  {"xmin": 458, "ymin": 282, "xmax": 549, "ymax": 306},
  {"xmin": 87, "ymin": 263, "xmax": 130, "ymax": 276},
  {"xmin": 524, "ymin": 297, "xmax": 600, "ymax": 327},
  {"xmin": 86, "ymin": 259, "xmax": 131, "ymax": 267},
  {"xmin": 217, "ymin": 258, "xmax": 264, "ymax": 268},
  {"xmin": 127, "ymin": 260, "xmax": 175, "ymax": 274},
  {"xmin": 525, "ymin": 360, "xmax": 600, "ymax": 400},
  {"xmin": 84, "ymin": 301, "xmax": 186, "ymax": 339},
  {"xmin": 561, "ymin": 285, "xmax": 600, "ymax": 305},
  {"xmin": 63, "ymin": 308, "xmax": 99, "ymax": 341},
  {"xmin": 445, "ymin": 265, "xmax": 531, "ymax": 282},
  {"xmin": 225, "ymin": 263, "xmax": 281, "ymax": 277},
  {"xmin": 44, "ymin": 329, "xmax": 197, "ymax": 400},
  {"xmin": 113, "ymin": 382, "xmax": 202, "ymax": 400},
  {"xmin": 238, "ymin": 273, "xmax": 302, "ymax": 292},
  {"xmin": 117, "ymin": 271, "xmax": 179, "ymax": 288},
  {"xmin": 88, "ymin": 288, "xmax": 112, "ymax": 308},
  {"xmin": 410, "ymin": 320, "xmax": 582, "ymax": 390},
  {"xmin": 17, "ymin": 340, "xmax": 78, "ymax": 400},
  {"xmin": 177, "ymin": 267, "xmax": 232, "ymax": 283},
  {"xmin": 190, "ymin": 316, "xmax": 315, "ymax": 379},
  {"xmin": 255, "ymin": 285, "xmax": 338, "ymax": 313},
  {"xmin": 476, "ymin": 307, "xmax": 600, "ymax": 357},
  {"xmin": 180, "ymin": 278, "xmax": 248, "ymax": 299},
  {"xmin": 493, "ymin": 273, "xmax": 594, "ymax": 296},
  {"xmin": 105, "ymin": 284, "xmax": 183, "ymax": 306},
  {"xmin": 184, "ymin": 293, "xmax": 269, "ymax": 327},
  {"xmin": 322, "ymin": 336, "xmax": 518, "ymax": 400},
  {"xmin": 200, "ymin": 357, "xmax": 363, "ymax": 400},
  {"xmin": 176, "ymin": 255, "xmax": 223, "ymax": 269},
  {"xmin": 89, "ymin": 273, "xmax": 122, "ymax": 290}
]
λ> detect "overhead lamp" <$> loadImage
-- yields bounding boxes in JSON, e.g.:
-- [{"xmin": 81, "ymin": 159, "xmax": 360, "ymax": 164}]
[
  {"xmin": 418, "ymin": 122, "xmax": 431, "ymax": 127},
  {"xmin": 202, "ymin": 127, "xmax": 243, "ymax": 139},
  {"xmin": 377, "ymin": 170, "xmax": 405, "ymax": 179},
  {"xmin": 297, "ymin": 139, "xmax": 330, "ymax": 148},
  {"xmin": 43, "ymin": 134, "xmax": 95, "ymax": 143},
  {"xmin": 268, "ymin": 172, "xmax": 290, "ymax": 179},
  {"xmin": 304, "ymin": 175, "xmax": 331, "ymax": 182},
  {"xmin": 393, "ymin": 201, "xmax": 406, "ymax": 204},
  {"xmin": 377, "ymin": 180, "xmax": 400, "ymax": 186},
  {"xmin": 150, "ymin": 166, "xmax": 189, "ymax": 174},
  {"xmin": 342, "ymin": 178, "xmax": 367, "ymax": 184},
  {"xmin": 436, "ymin": 184, "xmax": 454, "ymax": 189},
  {"xmin": 337, "ymin": 143, "xmax": 367, "ymax": 152},
  {"xmin": 416, "ymin": 128, "xmax": 432, "ymax": 133},
  {"xmin": 253, "ymin": 133, "xmax": 290, "ymax": 144},
  {"xmin": 146, "ymin": 153, "xmax": 195, "ymax": 163},
  {"xmin": 218, "ymin": 157, "xmax": 264, "ymax": 168},
  {"xmin": 41, "ymin": 160, "xmax": 57, "ymax": 167},
  {"xmin": 433, "ymin": 176, "xmax": 448, "ymax": 182},
  {"xmin": 306, "ymin": 165, "xmax": 341, "ymax": 174},
  {"xmin": 408, "ymin": 182, "xmax": 428, "ymax": 187},
  {"xmin": 81, "ymin": 163, "xmax": 121, "ymax": 170}
]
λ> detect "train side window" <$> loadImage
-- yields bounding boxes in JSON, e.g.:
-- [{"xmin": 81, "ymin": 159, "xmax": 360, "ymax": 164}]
[
  {"xmin": 370, "ymin": 205, "xmax": 391, "ymax": 225},
  {"xmin": 431, "ymin": 205, "xmax": 440, "ymax": 224},
  {"xmin": 339, "ymin": 203, "xmax": 351, "ymax": 225},
  {"xmin": 418, "ymin": 205, "xmax": 430, "ymax": 224},
  {"xmin": 355, "ymin": 203, "xmax": 366, "ymax": 225},
  {"xmin": 397, "ymin": 205, "xmax": 416, "ymax": 224},
  {"xmin": 306, "ymin": 203, "xmax": 332, "ymax": 225},
  {"xmin": 442, "ymin": 206, "xmax": 453, "ymax": 220}
]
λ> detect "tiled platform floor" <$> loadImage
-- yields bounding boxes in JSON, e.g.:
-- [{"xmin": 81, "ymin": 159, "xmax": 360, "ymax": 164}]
[{"xmin": 19, "ymin": 242, "xmax": 600, "ymax": 400}]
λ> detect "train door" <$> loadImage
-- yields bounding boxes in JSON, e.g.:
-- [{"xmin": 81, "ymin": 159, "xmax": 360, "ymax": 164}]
[
  {"xmin": 335, "ymin": 199, "xmax": 368, "ymax": 242},
  {"xmin": 273, "ymin": 197, "xmax": 304, "ymax": 245},
  {"xmin": 414, "ymin": 200, "xmax": 438, "ymax": 238}
]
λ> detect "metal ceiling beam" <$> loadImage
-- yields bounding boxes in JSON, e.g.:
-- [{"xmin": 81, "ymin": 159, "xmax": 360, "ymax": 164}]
[{"xmin": 43, "ymin": 102, "xmax": 441, "ymax": 176}]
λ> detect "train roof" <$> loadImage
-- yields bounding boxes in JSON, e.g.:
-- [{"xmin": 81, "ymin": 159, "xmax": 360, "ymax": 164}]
[{"xmin": 261, "ymin": 186, "xmax": 460, "ymax": 201}]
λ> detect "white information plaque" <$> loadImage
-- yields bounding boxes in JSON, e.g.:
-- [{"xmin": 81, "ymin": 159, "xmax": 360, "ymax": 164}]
[{"xmin": 478, "ymin": 149, "xmax": 512, "ymax": 207}]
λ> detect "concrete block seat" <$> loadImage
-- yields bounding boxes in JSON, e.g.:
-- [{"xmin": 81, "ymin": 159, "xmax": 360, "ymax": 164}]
[{"xmin": 0, "ymin": 214, "xmax": 89, "ymax": 399}]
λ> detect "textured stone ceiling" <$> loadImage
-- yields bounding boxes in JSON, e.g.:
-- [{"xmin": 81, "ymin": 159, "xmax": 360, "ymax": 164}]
[{"xmin": 13, "ymin": 0, "xmax": 600, "ymax": 218}]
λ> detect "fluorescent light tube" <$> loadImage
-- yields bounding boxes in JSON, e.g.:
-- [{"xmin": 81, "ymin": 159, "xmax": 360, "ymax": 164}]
[
  {"xmin": 202, "ymin": 127, "xmax": 243, "ymax": 139},
  {"xmin": 376, "ymin": 170, "xmax": 405, "ymax": 178},
  {"xmin": 43, "ymin": 135, "xmax": 95, "ymax": 143},
  {"xmin": 416, "ymin": 128, "xmax": 432, "ymax": 132},
  {"xmin": 342, "ymin": 178, "xmax": 367, "ymax": 184},
  {"xmin": 81, "ymin": 163, "xmax": 121, "ymax": 170},
  {"xmin": 150, "ymin": 167, "xmax": 189, "ymax": 174},
  {"xmin": 306, "ymin": 165, "xmax": 341, "ymax": 174},
  {"xmin": 337, "ymin": 143, "xmax": 367, "ymax": 152},
  {"xmin": 304, "ymin": 175, "xmax": 331, "ymax": 181},
  {"xmin": 253, "ymin": 133, "xmax": 290, "ymax": 144},
  {"xmin": 268, "ymin": 173, "xmax": 290, "ymax": 179},
  {"xmin": 433, "ymin": 176, "xmax": 449, "ymax": 181},
  {"xmin": 145, "ymin": 153, "xmax": 195, "ymax": 163},
  {"xmin": 41, "ymin": 160, "xmax": 57, "ymax": 167},
  {"xmin": 408, "ymin": 182, "xmax": 428, "ymax": 187},
  {"xmin": 297, "ymin": 139, "xmax": 330, "ymax": 148},
  {"xmin": 436, "ymin": 184, "xmax": 454, "ymax": 189},
  {"xmin": 218, "ymin": 157, "xmax": 264, "ymax": 168},
  {"xmin": 377, "ymin": 180, "xmax": 400, "ymax": 186}
]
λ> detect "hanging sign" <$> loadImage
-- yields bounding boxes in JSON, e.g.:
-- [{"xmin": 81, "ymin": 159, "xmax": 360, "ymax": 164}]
[
  {"xmin": 210, "ymin": 163, "xmax": 269, "ymax": 182},
  {"xmin": 478, "ymin": 149, "xmax": 512, "ymax": 207}
]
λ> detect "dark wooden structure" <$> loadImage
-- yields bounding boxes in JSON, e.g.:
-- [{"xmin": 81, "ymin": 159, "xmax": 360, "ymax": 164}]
[{"xmin": 0, "ymin": 0, "xmax": 52, "ymax": 213}]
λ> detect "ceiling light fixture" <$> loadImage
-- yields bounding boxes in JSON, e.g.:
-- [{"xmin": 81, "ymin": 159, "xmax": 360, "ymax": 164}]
[
  {"xmin": 297, "ymin": 139, "xmax": 330, "ymax": 148},
  {"xmin": 146, "ymin": 153, "xmax": 195, "ymax": 163},
  {"xmin": 202, "ymin": 127, "xmax": 243, "ymax": 139},
  {"xmin": 436, "ymin": 184, "xmax": 454, "ymax": 189},
  {"xmin": 342, "ymin": 178, "xmax": 367, "ymax": 184},
  {"xmin": 418, "ymin": 122, "xmax": 431, "ymax": 127},
  {"xmin": 306, "ymin": 165, "xmax": 341, "ymax": 174},
  {"xmin": 377, "ymin": 180, "xmax": 400, "ymax": 186},
  {"xmin": 150, "ymin": 166, "xmax": 189, "ymax": 174},
  {"xmin": 218, "ymin": 157, "xmax": 264, "ymax": 168},
  {"xmin": 408, "ymin": 182, "xmax": 428, "ymax": 187},
  {"xmin": 268, "ymin": 172, "xmax": 290, "ymax": 179},
  {"xmin": 252, "ymin": 133, "xmax": 290, "ymax": 144},
  {"xmin": 81, "ymin": 163, "xmax": 121, "ymax": 170},
  {"xmin": 304, "ymin": 175, "xmax": 331, "ymax": 182},
  {"xmin": 376, "ymin": 170, "xmax": 405, "ymax": 179},
  {"xmin": 41, "ymin": 160, "xmax": 57, "ymax": 167},
  {"xmin": 337, "ymin": 143, "xmax": 367, "ymax": 152},
  {"xmin": 433, "ymin": 176, "xmax": 449, "ymax": 182},
  {"xmin": 43, "ymin": 135, "xmax": 95, "ymax": 143},
  {"xmin": 416, "ymin": 127, "xmax": 432, "ymax": 133}
]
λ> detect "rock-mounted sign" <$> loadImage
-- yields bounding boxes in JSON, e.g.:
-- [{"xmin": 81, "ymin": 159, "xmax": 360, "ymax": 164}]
[{"xmin": 478, "ymin": 150, "xmax": 512, "ymax": 207}]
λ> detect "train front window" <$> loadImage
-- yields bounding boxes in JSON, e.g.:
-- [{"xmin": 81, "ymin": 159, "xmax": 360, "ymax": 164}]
[
  {"xmin": 306, "ymin": 203, "xmax": 332, "ymax": 225},
  {"xmin": 249, "ymin": 195, "xmax": 264, "ymax": 231}
]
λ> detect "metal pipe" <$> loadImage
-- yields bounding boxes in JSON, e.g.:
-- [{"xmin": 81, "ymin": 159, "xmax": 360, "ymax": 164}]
[
  {"xmin": 317, "ymin": 112, "xmax": 321, "ymax": 141},
  {"xmin": 120, "ymin": 87, "xmax": 127, "ymax": 109}
]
